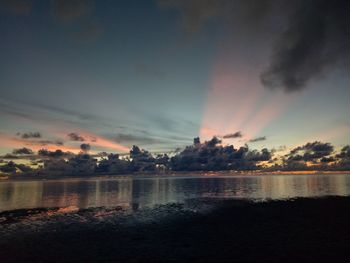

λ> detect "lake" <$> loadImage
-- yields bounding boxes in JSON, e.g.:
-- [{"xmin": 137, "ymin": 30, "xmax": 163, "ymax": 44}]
[{"xmin": 1, "ymin": 174, "xmax": 350, "ymax": 212}]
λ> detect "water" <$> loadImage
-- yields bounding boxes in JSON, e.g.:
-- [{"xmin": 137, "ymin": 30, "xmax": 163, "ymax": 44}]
[{"xmin": 1, "ymin": 174, "xmax": 350, "ymax": 212}]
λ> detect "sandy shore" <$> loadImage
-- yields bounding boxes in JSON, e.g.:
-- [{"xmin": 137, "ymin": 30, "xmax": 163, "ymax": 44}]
[{"xmin": 1, "ymin": 196, "xmax": 350, "ymax": 262}]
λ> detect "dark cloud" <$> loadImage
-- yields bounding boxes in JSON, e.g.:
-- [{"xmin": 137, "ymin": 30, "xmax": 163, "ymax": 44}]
[
  {"xmin": 249, "ymin": 136, "xmax": 266, "ymax": 143},
  {"xmin": 160, "ymin": 0, "xmax": 350, "ymax": 92},
  {"xmin": 38, "ymin": 149, "xmax": 72, "ymax": 158},
  {"xmin": 336, "ymin": 145, "xmax": 350, "ymax": 159},
  {"xmin": 287, "ymin": 141, "xmax": 334, "ymax": 161},
  {"xmin": 12, "ymin": 147, "xmax": 34, "ymax": 155},
  {"xmin": 67, "ymin": 132, "xmax": 85, "ymax": 141},
  {"xmin": 245, "ymin": 148, "xmax": 271, "ymax": 161},
  {"xmin": 333, "ymin": 145, "xmax": 350, "ymax": 170},
  {"xmin": 20, "ymin": 132, "xmax": 41, "ymax": 139},
  {"xmin": 205, "ymin": 136, "xmax": 222, "ymax": 147},
  {"xmin": 0, "ymin": 0, "xmax": 33, "ymax": 15},
  {"xmin": 170, "ymin": 136, "xmax": 272, "ymax": 171},
  {"xmin": 52, "ymin": 0, "xmax": 93, "ymax": 23},
  {"xmin": 80, "ymin": 143, "xmax": 91, "ymax": 152},
  {"xmin": 261, "ymin": 0, "xmax": 350, "ymax": 92},
  {"xmin": 223, "ymin": 131, "xmax": 242, "ymax": 139},
  {"xmin": 271, "ymin": 145, "xmax": 286, "ymax": 153}
]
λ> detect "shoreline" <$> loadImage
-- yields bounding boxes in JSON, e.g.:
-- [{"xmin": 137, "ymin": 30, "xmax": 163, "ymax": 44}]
[{"xmin": 1, "ymin": 170, "xmax": 350, "ymax": 182}]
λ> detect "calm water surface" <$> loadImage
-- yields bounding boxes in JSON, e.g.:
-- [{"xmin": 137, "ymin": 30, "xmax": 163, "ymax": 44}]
[{"xmin": 1, "ymin": 174, "xmax": 350, "ymax": 211}]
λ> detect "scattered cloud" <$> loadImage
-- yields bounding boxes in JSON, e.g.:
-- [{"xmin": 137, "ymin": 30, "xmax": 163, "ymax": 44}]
[
  {"xmin": 67, "ymin": 132, "xmax": 86, "ymax": 141},
  {"xmin": 19, "ymin": 132, "xmax": 42, "ymax": 139},
  {"xmin": 12, "ymin": 147, "xmax": 34, "ymax": 155},
  {"xmin": 34, "ymin": 140, "xmax": 64, "ymax": 146},
  {"xmin": 38, "ymin": 149, "xmax": 73, "ymax": 158},
  {"xmin": 223, "ymin": 131, "xmax": 243, "ymax": 139},
  {"xmin": 249, "ymin": 136, "xmax": 266, "ymax": 143}
]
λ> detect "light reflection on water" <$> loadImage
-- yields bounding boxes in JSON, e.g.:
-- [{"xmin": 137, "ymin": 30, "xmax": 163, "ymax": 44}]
[{"xmin": 0, "ymin": 174, "xmax": 350, "ymax": 211}]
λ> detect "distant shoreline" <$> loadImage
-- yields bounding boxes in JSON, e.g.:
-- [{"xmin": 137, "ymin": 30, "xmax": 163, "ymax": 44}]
[{"xmin": 1, "ymin": 170, "xmax": 350, "ymax": 182}]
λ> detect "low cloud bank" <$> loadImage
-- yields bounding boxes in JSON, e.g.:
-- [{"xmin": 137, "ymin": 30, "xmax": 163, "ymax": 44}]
[{"xmin": 1, "ymin": 138, "xmax": 350, "ymax": 177}]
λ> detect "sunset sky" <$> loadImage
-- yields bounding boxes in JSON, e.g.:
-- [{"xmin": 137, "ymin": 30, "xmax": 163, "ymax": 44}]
[{"xmin": 1, "ymin": 0, "xmax": 349, "ymax": 155}]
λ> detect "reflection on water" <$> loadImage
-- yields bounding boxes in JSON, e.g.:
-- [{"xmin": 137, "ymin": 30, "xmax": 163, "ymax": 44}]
[{"xmin": 1, "ymin": 174, "xmax": 350, "ymax": 211}]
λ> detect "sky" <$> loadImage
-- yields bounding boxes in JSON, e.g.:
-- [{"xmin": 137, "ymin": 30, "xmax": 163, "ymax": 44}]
[{"xmin": 0, "ymin": 0, "xmax": 349, "ymax": 155}]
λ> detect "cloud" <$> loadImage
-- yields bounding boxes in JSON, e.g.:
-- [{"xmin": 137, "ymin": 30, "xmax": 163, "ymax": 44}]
[
  {"xmin": 19, "ymin": 132, "xmax": 42, "ymax": 139},
  {"xmin": 160, "ymin": 0, "xmax": 350, "ymax": 92},
  {"xmin": 245, "ymin": 148, "xmax": 271, "ymax": 161},
  {"xmin": 286, "ymin": 141, "xmax": 334, "ymax": 161},
  {"xmin": 0, "ymin": 0, "xmax": 33, "ymax": 15},
  {"xmin": 12, "ymin": 132, "xmax": 64, "ymax": 147},
  {"xmin": 67, "ymin": 132, "xmax": 85, "ymax": 141},
  {"xmin": 35, "ymin": 140, "xmax": 64, "ymax": 146},
  {"xmin": 170, "ymin": 136, "xmax": 272, "ymax": 171},
  {"xmin": 38, "ymin": 149, "xmax": 73, "ymax": 158},
  {"xmin": 336, "ymin": 145, "xmax": 350, "ymax": 159},
  {"xmin": 261, "ymin": 0, "xmax": 350, "ymax": 91},
  {"xmin": 333, "ymin": 145, "xmax": 350, "ymax": 170},
  {"xmin": 80, "ymin": 143, "xmax": 91, "ymax": 152},
  {"xmin": 223, "ymin": 131, "xmax": 242, "ymax": 139},
  {"xmin": 271, "ymin": 145, "xmax": 286, "ymax": 153},
  {"xmin": 52, "ymin": 0, "xmax": 93, "ymax": 23},
  {"xmin": 14, "ymin": 138, "xmax": 64, "ymax": 147},
  {"xmin": 0, "ymin": 100, "xmax": 37, "ymax": 120},
  {"xmin": 12, "ymin": 147, "xmax": 34, "ymax": 155},
  {"xmin": 249, "ymin": 136, "xmax": 266, "ymax": 143}
]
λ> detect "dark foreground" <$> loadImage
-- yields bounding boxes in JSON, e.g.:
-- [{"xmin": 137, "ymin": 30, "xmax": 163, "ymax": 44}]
[{"xmin": 1, "ymin": 197, "xmax": 350, "ymax": 262}]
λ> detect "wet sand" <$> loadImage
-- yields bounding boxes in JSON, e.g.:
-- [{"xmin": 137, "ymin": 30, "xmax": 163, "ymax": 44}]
[{"xmin": 1, "ymin": 196, "xmax": 350, "ymax": 262}]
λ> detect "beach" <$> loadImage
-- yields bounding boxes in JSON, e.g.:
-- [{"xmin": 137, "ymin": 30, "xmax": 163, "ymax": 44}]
[{"xmin": 1, "ymin": 196, "xmax": 350, "ymax": 262}]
